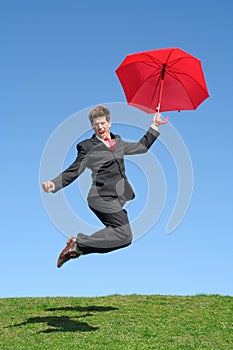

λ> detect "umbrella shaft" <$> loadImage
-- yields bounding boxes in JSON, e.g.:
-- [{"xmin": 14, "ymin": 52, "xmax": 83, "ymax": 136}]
[
  {"xmin": 161, "ymin": 63, "xmax": 166, "ymax": 79},
  {"xmin": 156, "ymin": 64, "xmax": 166, "ymax": 111},
  {"xmin": 157, "ymin": 77, "xmax": 165, "ymax": 112}
]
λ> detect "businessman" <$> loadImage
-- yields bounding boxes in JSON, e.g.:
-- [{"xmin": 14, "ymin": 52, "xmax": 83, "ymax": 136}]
[{"xmin": 42, "ymin": 105, "xmax": 161, "ymax": 267}]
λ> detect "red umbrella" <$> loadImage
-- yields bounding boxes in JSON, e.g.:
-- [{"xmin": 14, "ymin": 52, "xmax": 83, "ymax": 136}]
[{"xmin": 115, "ymin": 47, "xmax": 209, "ymax": 124}]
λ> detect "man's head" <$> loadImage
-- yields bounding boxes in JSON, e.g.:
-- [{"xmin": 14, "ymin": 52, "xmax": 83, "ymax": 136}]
[{"xmin": 89, "ymin": 105, "xmax": 112, "ymax": 140}]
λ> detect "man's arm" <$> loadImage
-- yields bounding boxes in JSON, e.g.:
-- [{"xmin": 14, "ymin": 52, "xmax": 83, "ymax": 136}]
[
  {"xmin": 122, "ymin": 113, "xmax": 161, "ymax": 155},
  {"xmin": 42, "ymin": 142, "xmax": 88, "ymax": 193}
]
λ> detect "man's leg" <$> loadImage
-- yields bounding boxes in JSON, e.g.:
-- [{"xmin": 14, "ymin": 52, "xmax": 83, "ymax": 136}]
[
  {"xmin": 57, "ymin": 196, "xmax": 132, "ymax": 267},
  {"xmin": 77, "ymin": 202, "xmax": 132, "ymax": 254}
]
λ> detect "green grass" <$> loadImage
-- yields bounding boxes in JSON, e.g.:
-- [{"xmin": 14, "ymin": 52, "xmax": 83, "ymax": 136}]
[{"xmin": 0, "ymin": 294, "xmax": 232, "ymax": 349}]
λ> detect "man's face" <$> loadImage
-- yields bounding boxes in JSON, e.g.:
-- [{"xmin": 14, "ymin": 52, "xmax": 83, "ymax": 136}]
[{"xmin": 92, "ymin": 116, "xmax": 111, "ymax": 140}]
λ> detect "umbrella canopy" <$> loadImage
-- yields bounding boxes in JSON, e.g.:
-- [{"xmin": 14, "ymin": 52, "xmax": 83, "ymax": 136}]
[{"xmin": 115, "ymin": 47, "xmax": 209, "ymax": 114}]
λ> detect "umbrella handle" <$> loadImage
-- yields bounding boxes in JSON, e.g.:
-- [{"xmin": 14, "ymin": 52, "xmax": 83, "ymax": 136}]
[
  {"xmin": 156, "ymin": 104, "xmax": 169, "ymax": 124},
  {"xmin": 158, "ymin": 116, "xmax": 169, "ymax": 125}
]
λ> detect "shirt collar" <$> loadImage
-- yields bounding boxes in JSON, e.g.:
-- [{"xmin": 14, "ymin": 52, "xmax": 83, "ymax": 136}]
[{"xmin": 96, "ymin": 135, "xmax": 111, "ymax": 142}]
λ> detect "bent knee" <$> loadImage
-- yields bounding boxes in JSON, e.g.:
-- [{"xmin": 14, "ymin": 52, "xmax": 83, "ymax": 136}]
[{"xmin": 123, "ymin": 229, "xmax": 133, "ymax": 246}]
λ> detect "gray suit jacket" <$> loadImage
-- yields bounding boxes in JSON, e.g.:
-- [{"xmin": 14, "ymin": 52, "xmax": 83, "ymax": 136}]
[{"xmin": 52, "ymin": 127, "xmax": 159, "ymax": 201}]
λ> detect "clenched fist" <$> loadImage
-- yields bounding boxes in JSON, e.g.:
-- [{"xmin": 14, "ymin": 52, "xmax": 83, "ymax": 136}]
[{"xmin": 42, "ymin": 181, "xmax": 55, "ymax": 193}]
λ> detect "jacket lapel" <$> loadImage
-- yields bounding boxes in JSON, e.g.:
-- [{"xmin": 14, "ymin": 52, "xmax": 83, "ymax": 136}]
[{"xmin": 90, "ymin": 133, "xmax": 119, "ymax": 151}]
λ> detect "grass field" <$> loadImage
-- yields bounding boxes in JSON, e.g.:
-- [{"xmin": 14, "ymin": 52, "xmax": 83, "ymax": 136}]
[{"xmin": 0, "ymin": 294, "xmax": 232, "ymax": 349}]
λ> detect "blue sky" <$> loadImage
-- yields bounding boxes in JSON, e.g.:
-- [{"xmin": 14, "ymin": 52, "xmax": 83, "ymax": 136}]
[{"xmin": 1, "ymin": 0, "xmax": 232, "ymax": 298}]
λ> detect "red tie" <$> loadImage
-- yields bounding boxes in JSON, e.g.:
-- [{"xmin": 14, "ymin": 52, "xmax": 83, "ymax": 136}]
[{"xmin": 104, "ymin": 137, "xmax": 116, "ymax": 151}]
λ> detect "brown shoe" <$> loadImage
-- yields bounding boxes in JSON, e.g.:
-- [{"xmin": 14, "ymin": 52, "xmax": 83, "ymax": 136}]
[{"xmin": 57, "ymin": 237, "xmax": 80, "ymax": 268}]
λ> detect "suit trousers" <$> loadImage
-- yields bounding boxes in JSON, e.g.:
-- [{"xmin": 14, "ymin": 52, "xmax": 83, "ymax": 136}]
[{"xmin": 76, "ymin": 196, "xmax": 133, "ymax": 254}]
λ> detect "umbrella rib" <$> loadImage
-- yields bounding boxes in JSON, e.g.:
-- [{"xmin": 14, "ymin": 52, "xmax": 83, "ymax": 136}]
[
  {"xmin": 168, "ymin": 56, "xmax": 199, "ymax": 69},
  {"xmin": 145, "ymin": 50, "xmax": 174, "ymax": 65},
  {"xmin": 119, "ymin": 60, "xmax": 162, "ymax": 76},
  {"xmin": 118, "ymin": 60, "xmax": 163, "ymax": 111},
  {"xmin": 133, "ymin": 69, "xmax": 162, "ymax": 109},
  {"xmin": 166, "ymin": 70, "xmax": 208, "ymax": 109},
  {"xmin": 120, "ymin": 60, "xmax": 163, "ymax": 106}
]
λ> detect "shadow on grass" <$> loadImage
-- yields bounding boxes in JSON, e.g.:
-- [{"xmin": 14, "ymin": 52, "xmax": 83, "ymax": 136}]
[
  {"xmin": 7, "ymin": 305, "xmax": 118, "ymax": 333},
  {"xmin": 10, "ymin": 315, "xmax": 99, "ymax": 333},
  {"xmin": 46, "ymin": 306, "xmax": 118, "ymax": 312}
]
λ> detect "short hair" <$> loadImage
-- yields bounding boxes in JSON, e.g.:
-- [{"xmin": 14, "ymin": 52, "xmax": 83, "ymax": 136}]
[{"xmin": 89, "ymin": 105, "xmax": 111, "ymax": 125}]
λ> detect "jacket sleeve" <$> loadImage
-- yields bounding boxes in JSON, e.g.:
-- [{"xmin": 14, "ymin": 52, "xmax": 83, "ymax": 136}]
[
  {"xmin": 122, "ymin": 127, "xmax": 160, "ymax": 155},
  {"xmin": 51, "ymin": 142, "xmax": 88, "ymax": 193}
]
